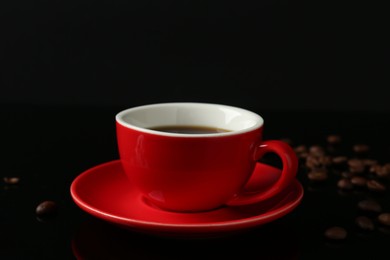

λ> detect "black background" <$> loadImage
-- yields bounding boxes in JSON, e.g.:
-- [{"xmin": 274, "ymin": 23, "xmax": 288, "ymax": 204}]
[{"xmin": 1, "ymin": 0, "xmax": 389, "ymax": 110}]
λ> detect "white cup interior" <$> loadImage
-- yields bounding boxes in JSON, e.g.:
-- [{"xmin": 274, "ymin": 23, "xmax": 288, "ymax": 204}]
[{"xmin": 116, "ymin": 103, "xmax": 264, "ymax": 137}]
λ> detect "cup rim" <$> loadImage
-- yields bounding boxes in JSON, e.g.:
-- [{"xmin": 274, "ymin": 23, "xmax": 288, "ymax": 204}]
[{"xmin": 115, "ymin": 102, "xmax": 264, "ymax": 138}]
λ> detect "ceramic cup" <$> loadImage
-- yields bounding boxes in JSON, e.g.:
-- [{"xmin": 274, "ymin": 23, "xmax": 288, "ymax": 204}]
[{"xmin": 116, "ymin": 102, "xmax": 298, "ymax": 212}]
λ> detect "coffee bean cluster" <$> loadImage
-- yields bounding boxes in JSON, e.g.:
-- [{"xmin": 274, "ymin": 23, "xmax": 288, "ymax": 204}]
[{"xmin": 292, "ymin": 135, "xmax": 390, "ymax": 241}]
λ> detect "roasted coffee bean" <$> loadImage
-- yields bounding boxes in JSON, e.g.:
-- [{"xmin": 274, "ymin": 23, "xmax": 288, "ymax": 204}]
[
  {"xmin": 337, "ymin": 178, "xmax": 354, "ymax": 190},
  {"xmin": 348, "ymin": 158, "xmax": 364, "ymax": 168},
  {"xmin": 306, "ymin": 154, "xmax": 332, "ymax": 168},
  {"xmin": 324, "ymin": 226, "xmax": 347, "ymax": 240},
  {"xmin": 357, "ymin": 199, "xmax": 382, "ymax": 212},
  {"xmin": 384, "ymin": 163, "xmax": 390, "ymax": 171},
  {"xmin": 376, "ymin": 164, "xmax": 390, "ymax": 178},
  {"xmin": 3, "ymin": 177, "xmax": 20, "ymax": 184},
  {"xmin": 350, "ymin": 166, "xmax": 365, "ymax": 174},
  {"xmin": 341, "ymin": 171, "xmax": 355, "ymax": 178},
  {"xmin": 305, "ymin": 155, "xmax": 321, "ymax": 169},
  {"xmin": 298, "ymin": 152, "xmax": 309, "ymax": 159},
  {"xmin": 332, "ymin": 156, "xmax": 348, "ymax": 165},
  {"xmin": 367, "ymin": 180, "xmax": 386, "ymax": 192},
  {"xmin": 294, "ymin": 145, "xmax": 307, "ymax": 154},
  {"xmin": 363, "ymin": 159, "xmax": 378, "ymax": 167},
  {"xmin": 309, "ymin": 145, "xmax": 325, "ymax": 156},
  {"xmin": 36, "ymin": 201, "xmax": 57, "ymax": 217},
  {"xmin": 305, "ymin": 160, "xmax": 317, "ymax": 169},
  {"xmin": 327, "ymin": 135, "xmax": 342, "ymax": 144},
  {"xmin": 308, "ymin": 170, "xmax": 328, "ymax": 182},
  {"xmin": 378, "ymin": 213, "xmax": 390, "ymax": 226},
  {"xmin": 375, "ymin": 167, "xmax": 389, "ymax": 178},
  {"xmin": 319, "ymin": 155, "xmax": 333, "ymax": 166},
  {"xmin": 353, "ymin": 144, "xmax": 370, "ymax": 153},
  {"xmin": 355, "ymin": 216, "xmax": 375, "ymax": 231},
  {"xmin": 348, "ymin": 159, "xmax": 365, "ymax": 173},
  {"xmin": 351, "ymin": 176, "xmax": 368, "ymax": 187},
  {"xmin": 370, "ymin": 164, "xmax": 382, "ymax": 173}
]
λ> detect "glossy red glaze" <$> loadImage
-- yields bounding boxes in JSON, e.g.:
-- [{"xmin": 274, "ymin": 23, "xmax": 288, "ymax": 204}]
[
  {"xmin": 226, "ymin": 140, "xmax": 298, "ymax": 206},
  {"xmin": 70, "ymin": 160, "xmax": 303, "ymax": 237},
  {"xmin": 117, "ymin": 121, "xmax": 266, "ymax": 212},
  {"xmin": 117, "ymin": 121, "xmax": 298, "ymax": 212}
]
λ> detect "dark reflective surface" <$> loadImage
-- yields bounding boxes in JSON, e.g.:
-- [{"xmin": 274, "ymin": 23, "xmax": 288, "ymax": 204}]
[
  {"xmin": 72, "ymin": 216, "xmax": 300, "ymax": 260},
  {"xmin": 1, "ymin": 105, "xmax": 389, "ymax": 259}
]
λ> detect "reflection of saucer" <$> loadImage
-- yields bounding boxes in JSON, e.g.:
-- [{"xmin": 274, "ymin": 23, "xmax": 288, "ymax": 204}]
[
  {"xmin": 70, "ymin": 160, "xmax": 303, "ymax": 237},
  {"xmin": 72, "ymin": 217, "xmax": 301, "ymax": 260}
]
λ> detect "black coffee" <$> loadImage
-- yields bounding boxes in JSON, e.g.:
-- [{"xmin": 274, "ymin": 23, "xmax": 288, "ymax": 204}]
[{"xmin": 149, "ymin": 125, "xmax": 231, "ymax": 134}]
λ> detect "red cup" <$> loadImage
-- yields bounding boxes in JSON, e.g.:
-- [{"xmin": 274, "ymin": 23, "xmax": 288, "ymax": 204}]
[{"xmin": 116, "ymin": 103, "xmax": 298, "ymax": 212}]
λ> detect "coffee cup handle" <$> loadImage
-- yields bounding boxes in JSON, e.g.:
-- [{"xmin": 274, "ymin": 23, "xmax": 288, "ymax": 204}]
[{"xmin": 226, "ymin": 140, "xmax": 298, "ymax": 206}]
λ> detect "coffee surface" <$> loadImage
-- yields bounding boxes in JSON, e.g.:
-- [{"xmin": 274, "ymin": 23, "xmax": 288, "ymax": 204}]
[{"xmin": 149, "ymin": 125, "xmax": 231, "ymax": 134}]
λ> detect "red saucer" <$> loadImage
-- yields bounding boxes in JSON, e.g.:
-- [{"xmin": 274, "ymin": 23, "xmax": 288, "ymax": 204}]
[{"xmin": 71, "ymin": 160, "xmax": 303, "ymax": 237}]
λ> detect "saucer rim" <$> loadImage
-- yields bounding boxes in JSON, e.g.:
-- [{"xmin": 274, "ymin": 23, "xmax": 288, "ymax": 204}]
[{"xmin": 71, "ymin": 160, "xmax": 303, "ymax": 231}]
